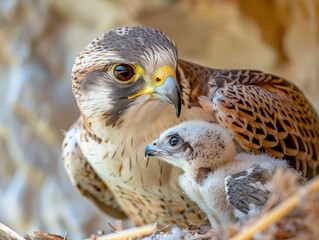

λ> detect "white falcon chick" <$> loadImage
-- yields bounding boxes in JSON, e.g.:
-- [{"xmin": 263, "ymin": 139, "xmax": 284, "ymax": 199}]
[{"xmin": 144, "ymin": 120, "xmax": 292, "ymax": 227}]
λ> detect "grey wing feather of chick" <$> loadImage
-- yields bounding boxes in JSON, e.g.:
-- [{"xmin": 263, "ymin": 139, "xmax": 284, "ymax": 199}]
[{"xmin": 225, "ymin": 164, "xmax": 271, "ymax": 214}]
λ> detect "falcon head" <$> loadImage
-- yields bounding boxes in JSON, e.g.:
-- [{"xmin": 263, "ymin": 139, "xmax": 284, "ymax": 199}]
[
  {"xmin": 72, "ymin": 26, "xmax": 181, "ymax": 137},
  {"xmin": 144, "ymin": 120, "xmax": 237, "ymax": 173}
]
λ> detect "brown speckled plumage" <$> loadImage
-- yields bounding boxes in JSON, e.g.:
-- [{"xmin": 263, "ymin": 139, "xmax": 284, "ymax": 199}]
[
  {"xmin": 62, "ymin": 26, "xmax": 319, "ymax": 226},
  {"xmin": 209, "ymin": 70, "xmax": 319, "ymax": 178}
]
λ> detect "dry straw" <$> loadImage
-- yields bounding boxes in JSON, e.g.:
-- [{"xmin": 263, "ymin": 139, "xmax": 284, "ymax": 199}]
[{"xmin": 1, "ymin": 170, "xmax": 319, "ymax": 240}]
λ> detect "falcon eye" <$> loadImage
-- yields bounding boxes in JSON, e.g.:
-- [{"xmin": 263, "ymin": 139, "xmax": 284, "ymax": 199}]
[
  {"xmin": 113, "ymin": 64, "xmax": 135, "ymax": 82},
  {"xmin": 169, "ymin": 136, "xmax": 179, "ymax": 146}
]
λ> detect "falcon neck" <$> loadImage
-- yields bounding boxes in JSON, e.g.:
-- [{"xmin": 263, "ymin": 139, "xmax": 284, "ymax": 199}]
[
  {"xmin": 195, "ymin": 167, "xmax": 212, "ymax": 183},
  {"xmin": 193, "ymin": 157, "xmax": 237, "ymax": 185},
  {"xmin": 177, "ymin": 59, "xmax": 219, "ymax": 102}
]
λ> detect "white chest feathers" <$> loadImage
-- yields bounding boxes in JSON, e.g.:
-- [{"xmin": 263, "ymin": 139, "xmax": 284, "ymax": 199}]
[
  {"xmin": 179, "ymin": 171, "xmax": 235, "ymax": 228},
  {"xmin": 177, "ymin": 153, "xmax": 292, "ymax": 228}
]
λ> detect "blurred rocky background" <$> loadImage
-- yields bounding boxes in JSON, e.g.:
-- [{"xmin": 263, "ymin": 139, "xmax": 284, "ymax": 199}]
[{"xmin": 0, "ymin": 0, "xmax": 318, "ymax": 239}]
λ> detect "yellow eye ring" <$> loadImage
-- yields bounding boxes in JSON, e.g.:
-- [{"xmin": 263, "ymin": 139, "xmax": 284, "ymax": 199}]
[{"xmin": 112, "ymin": 64, "xmax": 136, "ymax": 84}]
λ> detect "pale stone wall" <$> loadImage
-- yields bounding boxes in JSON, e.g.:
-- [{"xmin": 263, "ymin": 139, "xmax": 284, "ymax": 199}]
[{"xmin": 0, "ymin": 0, "xmax": 318, "ymax": 239}]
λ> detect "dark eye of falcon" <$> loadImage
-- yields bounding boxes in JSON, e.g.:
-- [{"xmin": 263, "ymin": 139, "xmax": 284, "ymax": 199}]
[
  {"xmin": 169, "ymin": 136, "xmax": 179, "ymax": 146},
  {"xmin": 114, "ymin": 64, "xmax": 135, "ymax": 82}
]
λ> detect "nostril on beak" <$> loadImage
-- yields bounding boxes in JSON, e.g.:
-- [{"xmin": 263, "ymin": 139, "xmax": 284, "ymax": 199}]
[{"xmin": 144, "ymin": 142, "xmax": 158, "ymax": 159}]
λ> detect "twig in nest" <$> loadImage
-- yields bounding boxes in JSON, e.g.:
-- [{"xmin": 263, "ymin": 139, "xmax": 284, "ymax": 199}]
[
  {"xmin": 26, "ymin": 231, "xmax": 67, "ymax": 240},
  {"xmin": 107, "ymin": 223, "xmax": 117, "ymax": 232},
  {"xmin": 186, "ymin": 232, "xmax": 214, "ymax": 240},
  {"xmin": 157, "ymin": 224, "xmax": 169, "ymax": 233},
  {"xmin": 229, "ymin": 176, "xmax": 319, "ymax": 240},
  {"xmin": 89, "ymin": 224, "xmax": 156, "ymax": 240},
  {"xmin": 0, "ymin": 223, "xmax": 25, "ymax": 240}
]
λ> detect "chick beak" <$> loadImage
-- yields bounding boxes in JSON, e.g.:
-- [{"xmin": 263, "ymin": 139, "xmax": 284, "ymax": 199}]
[{"xmin": 144, "ymin": 140, "xmax": 162, "ymax": 159}]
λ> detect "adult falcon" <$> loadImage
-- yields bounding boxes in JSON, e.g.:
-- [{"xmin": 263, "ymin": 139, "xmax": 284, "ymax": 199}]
[{"xmin": 62, "ymin": 26, "xmax": 319, "ymax": 226}]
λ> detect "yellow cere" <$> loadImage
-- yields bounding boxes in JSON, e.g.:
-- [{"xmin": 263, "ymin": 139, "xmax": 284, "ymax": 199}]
[{"xmin": 128, "ymin": 66, "xmax": 176, "ymax": 99}]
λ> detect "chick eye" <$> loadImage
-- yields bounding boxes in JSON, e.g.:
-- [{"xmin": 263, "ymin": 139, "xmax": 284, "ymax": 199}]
[
  {"xmin": 169, "ymin": 136, "xmax": 179, "ymax": 146},
  {"xmin": 114, "ymin": 64, "xmax": 135, "ymax": 81}
]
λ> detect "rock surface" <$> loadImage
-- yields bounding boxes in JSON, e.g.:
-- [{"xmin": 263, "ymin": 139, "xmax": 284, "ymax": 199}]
[{"xmin": 0, "ymin": 0, "xmax": 318, "ymax": 239}]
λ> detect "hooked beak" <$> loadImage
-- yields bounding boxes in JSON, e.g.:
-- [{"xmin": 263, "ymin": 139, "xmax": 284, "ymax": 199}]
[
  {"xmin": 153, "ymin": 75, "xmax": 181, "ymax": 117},
  {"xmin": 144, "ymin": 140, "xmax": 166, "ymax": 159},
  {"xmin": 128, "ymin": 66, "xmax": 182, "ymax": 117}
]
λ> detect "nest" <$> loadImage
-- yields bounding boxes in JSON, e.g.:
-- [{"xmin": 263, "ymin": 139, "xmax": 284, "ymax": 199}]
[{"xmin": 1, "ymin": 169, "xmax": 319, "ymax": 240}]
